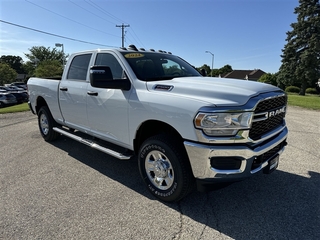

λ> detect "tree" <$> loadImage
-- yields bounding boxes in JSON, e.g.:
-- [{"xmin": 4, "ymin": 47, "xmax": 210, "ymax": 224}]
[
  {"xmin": 23, "ymin": 61, "xmax": 37, "ymax": 77},
  {"xmin": 25, "ymin": 46, "xmax": 66, "ymax": 63},
  {"xmin": 24, "ymin": 46, "xmax": 67, "ymax": 76},
  {"xmin": 196, "ymin": 64, "xmax": 233, "ymax": 77},
  {"xmin": 211, "ymin": 69, "xmax": 220, "ymax": 77},
  {"xmin": 218, "ymin": 64, "xmax": 233, "ymax": 76},
  {"xmin": 258, "ymin": 73, "xmax": 278, "ymax": 86},
  {"xmin": 0, "ymin": 55, "xmax": 25, "ymax": 74},
  {"xmin": 278, "ymin": 0, "xmax": 320, "ymax": 95},
  {"xmin": 197, "ymin": 64, "xmax": 211, "ymax": 76},
  {"xmin": 34, "ymin": 60, "xmax": 63, "ymax": 78},
  {"xmin": 0, "ymin": 63, "xmax": 17, "ymax": 85}
]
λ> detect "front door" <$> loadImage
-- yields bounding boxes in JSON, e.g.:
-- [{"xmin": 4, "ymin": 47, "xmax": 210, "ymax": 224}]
[{"xmin": 86, "ymin": 52, "xmax": 131, "ymax": 147}]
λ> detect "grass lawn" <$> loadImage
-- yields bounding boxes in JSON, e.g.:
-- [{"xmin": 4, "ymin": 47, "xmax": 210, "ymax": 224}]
[
  {"xmin": 0, "ymin": 102, "xmax": 30, "ymax": 114},
  {"xmin": 287, "ymin": 93, "xmax": 320, "ymax": 110}
]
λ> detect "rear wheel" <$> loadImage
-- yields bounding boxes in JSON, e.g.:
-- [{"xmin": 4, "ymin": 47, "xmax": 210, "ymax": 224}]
[
  {"xmin": 38, "ymin": 106, "xmax": 60, "ymax": 141},
  {"xmin": 138, "ymin": 134, "xmax": 195, "ymax": 202}
]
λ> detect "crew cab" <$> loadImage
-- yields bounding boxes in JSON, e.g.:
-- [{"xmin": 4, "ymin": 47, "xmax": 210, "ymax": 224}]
[{"xmin": 28, "ymin": 45, "xmax": 288, "ymax": 202}]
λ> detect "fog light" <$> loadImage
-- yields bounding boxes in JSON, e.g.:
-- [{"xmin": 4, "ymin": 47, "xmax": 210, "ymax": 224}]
[{"xmin": 210, "ymin": 157, "xmax": 243, "ymax": 170}]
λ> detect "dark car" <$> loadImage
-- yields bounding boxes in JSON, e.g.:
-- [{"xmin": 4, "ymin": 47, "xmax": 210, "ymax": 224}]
[
  {"xmin": 10, "ymin": 92, "xmax": 28, "ymax": 104},
  {"xmin": 10, "ymin": 82, "xmax": 27, "ymax": 90},
  {"xmin": 1, "ymin": 85, "xmax": 25, "ymax": 92},
  {"xmin": 0, "ymin": 93, "xmax": 17, "ymax": 107},
  {"xmin": 0, "ymin": 86, "xmax": 12, "ymax": 91},
  {"xmin": 6, "ymin": 86, "xmax": 25, "ymax": 92}
]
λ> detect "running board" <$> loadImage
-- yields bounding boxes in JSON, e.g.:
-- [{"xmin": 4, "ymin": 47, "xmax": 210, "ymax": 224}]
[{"xmin": 53, "ymin": 127, "xmax": 132, "ymax": 160}]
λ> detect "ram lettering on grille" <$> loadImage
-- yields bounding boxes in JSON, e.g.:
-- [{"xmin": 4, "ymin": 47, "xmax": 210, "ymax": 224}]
[{"xmin": 249, "ymin": 95, "xmax": 287, "ymax": 141}]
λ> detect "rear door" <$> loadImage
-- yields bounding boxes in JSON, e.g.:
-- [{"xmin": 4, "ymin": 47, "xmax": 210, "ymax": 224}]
[{"xmin": 59, "ymin": 53, "xmax": 92, "ymax": 131}]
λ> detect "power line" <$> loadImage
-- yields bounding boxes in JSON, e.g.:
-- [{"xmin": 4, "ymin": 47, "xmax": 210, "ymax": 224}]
[
  {"xmin": 67, "ymin": 0, "xmax": 117, "ymax": 25},
  {"xmin": 84, "ymin": 0, "xmax": 128, "ymax": 24},
  {"xmin": 82, "ymin": 0, "xmax": 146, "ymax": 47},
  {"xmin": 23, "ymin": 0, "xmax": 145, "ymax": 48},
  {"xmin": 127, "ymin": 28, "xmax": 145, "ymax": 48},
  {"xmin": 0, "ymin": 20, "xmax": 118, "ymax": 48},
  {"xmin": 67, "ymin": 0, "xmax": 145, "ymax": 48},
  {"xmin": 25, "ymin": 0, "xmax": 119, "ymax": 38}
]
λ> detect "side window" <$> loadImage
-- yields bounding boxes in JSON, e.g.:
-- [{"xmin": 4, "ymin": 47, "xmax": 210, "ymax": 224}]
[
  {"xmin": 95, "ymin": 53, "xmax": 125, "ymax": 79},
  {"xmin": 67, "ymin": 54, "xmax": 92, "ymax": 80},
  {"xmin": 162, "ymin": 59, "xmax": 183, "ymax": 76}
]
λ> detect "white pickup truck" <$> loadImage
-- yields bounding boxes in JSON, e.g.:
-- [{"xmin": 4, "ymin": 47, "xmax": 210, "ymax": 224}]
[{"xmin": 28, "ymin": 45, "xmax": 288, "ymax": 202}]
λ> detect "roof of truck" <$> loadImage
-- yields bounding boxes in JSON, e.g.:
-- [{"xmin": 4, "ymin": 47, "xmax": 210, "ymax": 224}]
[
  {"xmin": 117, "ymin": 44, "xmax": 172, "ymax": 55},
  {"xmin": 72, "ymin": 45, "xmax": 174, "ymax": 57}
]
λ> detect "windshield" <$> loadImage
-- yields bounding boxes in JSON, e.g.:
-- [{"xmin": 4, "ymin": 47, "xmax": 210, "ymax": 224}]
[{"xmin": 121, "ymin": 52, "xmax": 201, "ymax": 81}]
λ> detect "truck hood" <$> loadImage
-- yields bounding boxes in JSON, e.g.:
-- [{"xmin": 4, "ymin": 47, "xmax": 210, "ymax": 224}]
[{"xmin": 146, "ymin": 76, "xmax": 281, "ymax": 106}]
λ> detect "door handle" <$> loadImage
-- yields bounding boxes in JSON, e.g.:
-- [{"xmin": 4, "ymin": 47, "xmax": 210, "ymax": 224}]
[
  {"xmin": 87, "ymin": 91, "xmax": 98, "ymax": 96},
  {"xmin": 59, "ymin": 87, "xmax": 68, "ymax": 91}
]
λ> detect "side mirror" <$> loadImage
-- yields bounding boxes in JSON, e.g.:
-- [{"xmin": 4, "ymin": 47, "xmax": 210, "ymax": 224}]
[{"xmin": 90, "ymin": 66, "xmax": 131, "ymax": 90}]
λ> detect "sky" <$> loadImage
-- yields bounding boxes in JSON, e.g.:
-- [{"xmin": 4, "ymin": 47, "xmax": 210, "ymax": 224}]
[{"xmin": 0, "ymin": 0, "xmax": 299, "ymax": 73}]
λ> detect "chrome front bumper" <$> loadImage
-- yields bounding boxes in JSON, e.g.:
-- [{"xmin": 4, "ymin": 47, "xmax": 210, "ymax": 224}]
[{"xmin": 184, "ymin": 127, "xmax": 288, "ymax": 181}]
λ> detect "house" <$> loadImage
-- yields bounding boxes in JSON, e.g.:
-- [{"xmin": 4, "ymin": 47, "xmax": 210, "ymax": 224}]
[
  {"xmin": 222, "ymin": 69, "xmax": 266, "ymax": 81},
  {"xmin": 16, "ymin": 74, "xmax": 28, "ymax": 81}
]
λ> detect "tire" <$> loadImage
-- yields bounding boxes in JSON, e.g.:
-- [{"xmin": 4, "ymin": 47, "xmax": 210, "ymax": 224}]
[
  {"xmin": 38, "ymin": 106, "xmax": 60, "ymax": 141},
  {"xmin": 138, "ymin": 134, "xmax": 195, "ymax": 202}
]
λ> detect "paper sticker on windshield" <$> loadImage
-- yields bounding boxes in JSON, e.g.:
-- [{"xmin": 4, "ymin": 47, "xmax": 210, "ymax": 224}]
[{"xmin": 125, "ymin": 53, "xmax": 144, "ymax": 58}]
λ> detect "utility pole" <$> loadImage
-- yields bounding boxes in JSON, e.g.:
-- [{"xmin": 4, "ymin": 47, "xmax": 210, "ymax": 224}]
[{"xmin": 116, "ymin": 23, "xmax": 130, "ymax": 47}]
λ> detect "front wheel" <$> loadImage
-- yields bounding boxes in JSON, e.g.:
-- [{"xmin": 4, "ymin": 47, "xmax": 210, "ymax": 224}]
[
  {"xmin": 138, "ymin": 134, "xmax": 195, "ymax": 202},
  {"xmin": 38, "ymin": 106, "xmax": 60, "ymax": 141}
]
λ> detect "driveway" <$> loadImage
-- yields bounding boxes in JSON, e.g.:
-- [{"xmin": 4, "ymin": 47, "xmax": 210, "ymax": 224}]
[{"xmin": 0, "ymin": 107, "xmax": 319, "ymax": 239}]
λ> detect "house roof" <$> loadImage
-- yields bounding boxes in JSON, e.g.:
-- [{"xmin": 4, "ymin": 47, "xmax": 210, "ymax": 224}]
[{"xmin": 223, "ymin": 69, "xmax": 266, "ymax": 80}]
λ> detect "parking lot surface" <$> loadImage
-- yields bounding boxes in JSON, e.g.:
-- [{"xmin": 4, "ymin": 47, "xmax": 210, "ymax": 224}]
[{"xmin": 1, "ymin": 107, "xmax": 319, "ymax": 240}]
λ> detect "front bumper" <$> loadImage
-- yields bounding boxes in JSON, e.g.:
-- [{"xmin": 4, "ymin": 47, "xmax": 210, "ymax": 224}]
[{"xmin": 184, "ymin": 126, "xmax": 288, "ymax": 182}]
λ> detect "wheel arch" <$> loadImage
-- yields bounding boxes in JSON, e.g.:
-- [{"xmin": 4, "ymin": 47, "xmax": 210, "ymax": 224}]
[
  {"xmin": 35, "ymin": 96, "xmax": 48, "ymax": 114},
  {"xmin": 133, "ymin": 120, "xmax": 183, "ymax": 154}
]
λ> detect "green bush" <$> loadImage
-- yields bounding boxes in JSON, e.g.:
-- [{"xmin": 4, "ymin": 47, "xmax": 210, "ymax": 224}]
[
  {"xmin": 285, "ymin": 86, "xmax": 300, "ymax": 93},
  {"xmin": 306, "ymin": 88, "xmax": 318, "ymax": 94}
]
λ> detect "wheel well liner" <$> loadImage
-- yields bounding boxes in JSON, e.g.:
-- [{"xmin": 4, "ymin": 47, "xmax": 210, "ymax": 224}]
[
  {"xmin": 35, "ymin": 96, "xmax": 48, "ymax": 114},
  {"xmin": 134, "ymin": 120, "xmax": 183, "ymax": 154}
]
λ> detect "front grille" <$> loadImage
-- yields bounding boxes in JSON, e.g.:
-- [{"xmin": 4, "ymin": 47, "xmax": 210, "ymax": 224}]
[
  {"xmin": 249, "ymin": 95, "xmax": 287, "ymax": 140},
  {"xmin": 254, "ymin": 95, "xmax": 287, "ymax": 112}
]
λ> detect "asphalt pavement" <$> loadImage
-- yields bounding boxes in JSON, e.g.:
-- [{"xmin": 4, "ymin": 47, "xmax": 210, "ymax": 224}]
[{"xmin": 0, "ymin": 107, "xmax": 319, "ymax": 240}]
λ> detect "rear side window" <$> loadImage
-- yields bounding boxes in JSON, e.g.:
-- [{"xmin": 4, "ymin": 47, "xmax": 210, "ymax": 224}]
[{"xmin": 67, "ymin": 54, "xmax": 92, "ymax": 80}]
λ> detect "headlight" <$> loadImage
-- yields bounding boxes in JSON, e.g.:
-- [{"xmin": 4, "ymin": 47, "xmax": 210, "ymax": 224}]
[{"xmin": 194, "ymin": 112, "xmax": 253, "ymax": 136}]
